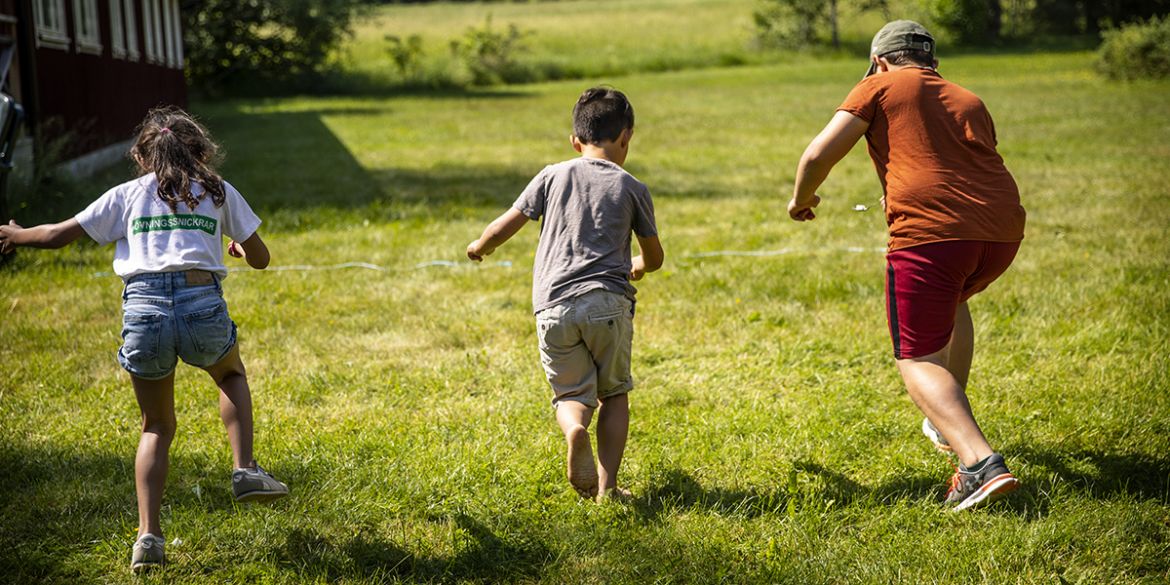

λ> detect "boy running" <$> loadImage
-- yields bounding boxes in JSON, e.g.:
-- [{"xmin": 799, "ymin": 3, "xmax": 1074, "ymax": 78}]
[
  {"xmin": 788, "ymin": 21, "xmax": 1025, "ymax": 510},
  {"xmin": 467, "ymin": 87, "xmax": 663, "ymax": 501}
]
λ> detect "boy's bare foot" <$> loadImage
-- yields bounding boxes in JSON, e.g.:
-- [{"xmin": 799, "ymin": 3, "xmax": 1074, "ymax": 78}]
[
  {"xmin": 597, "ymin": 486, "xmax": 633, "ymax": 503},
  {"xmin": 566, "ymin": 425, "xmax": 599, "ymax": 499}
]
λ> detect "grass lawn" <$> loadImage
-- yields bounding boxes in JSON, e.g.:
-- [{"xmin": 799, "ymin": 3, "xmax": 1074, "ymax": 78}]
[
  {"xmin": 2, "ymin": 19, "xmax": 1169, "ymax": 585},
  {"xmin": 341, "ymin": 0, "xmax": 887, "ymax": 88}
]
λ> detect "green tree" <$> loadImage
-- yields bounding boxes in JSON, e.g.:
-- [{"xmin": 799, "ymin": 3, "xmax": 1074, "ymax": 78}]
[
  {"xmin": 182, "ymin": 0, "xmax": 365, "ymax": 93},
  {"xmin": 753, "ymin": 0, "xmax": 842, "ymax": 49},
  {"xmin": 928, "ymin": 0, "xmax": 1002, "ymax": 44}
]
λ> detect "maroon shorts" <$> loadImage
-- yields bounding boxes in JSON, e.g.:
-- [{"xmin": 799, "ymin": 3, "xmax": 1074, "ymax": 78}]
[{"xmin": 885, "ymin": 240, "xmax": 1020, "ymax": 359}]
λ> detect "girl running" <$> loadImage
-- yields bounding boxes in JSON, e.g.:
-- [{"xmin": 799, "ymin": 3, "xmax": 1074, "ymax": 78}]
[{"xmin": 0, "ymin": 106, "xmax": 288, "ymax": 572}]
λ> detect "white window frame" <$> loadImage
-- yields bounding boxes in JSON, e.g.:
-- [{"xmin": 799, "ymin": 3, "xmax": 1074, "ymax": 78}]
[
  {"xmin": 123, "ymin": 0, "xmax": 140, "ymax": 61},
  {"xmin": 72, "ymin": 0, "xmax": 102, "ymax": 55},
  {"xmin": 34, "ymin": 0, "xmax": 71, "ymax": 50},
  {"xmin": 160, "ymin": 0, "xmax": 173, "ymax": 67},
  {"xmin": 142, "ymin": 0, "xmax": 158, "ymax": 63},
  {"xmin": 168, "ymin": 0, "xmax": 183, "ymax": 69},
  {"xmin": 110, "ymin": 0, "xmax": 126, "ymax": 58}
]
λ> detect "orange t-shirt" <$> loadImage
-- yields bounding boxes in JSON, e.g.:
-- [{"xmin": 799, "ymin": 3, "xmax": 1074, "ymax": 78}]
[{"xmin": 838, "ymin": 68, "xmax": 1025, "ymax": 251}]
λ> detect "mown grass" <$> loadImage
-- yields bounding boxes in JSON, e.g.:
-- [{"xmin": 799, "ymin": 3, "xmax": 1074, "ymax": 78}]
[
  {"xmin": 338, "ymin": 0, "xmax": 889, "ymax": 90},
  {"xmin": 2, "ymin": 19, "xmax": 1169, "ymax": 585}
]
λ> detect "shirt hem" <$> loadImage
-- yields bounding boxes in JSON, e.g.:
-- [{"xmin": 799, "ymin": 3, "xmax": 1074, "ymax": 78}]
[
  {"xmin": 887, "ymin": 235, "xmax": 1024, "ymax": 253},
  {"xmin": 113, "ymin": 266, "xmax": 230, "ymax": 281},
  {"xmin": 532, "ymin": 282, "xmax": 631, "ymax": 315}
]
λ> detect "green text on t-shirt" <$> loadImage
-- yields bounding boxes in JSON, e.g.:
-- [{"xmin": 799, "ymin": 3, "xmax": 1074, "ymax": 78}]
[{"xmin": 132, "ymin": 214, "xmax": 218, "ymax": 235}]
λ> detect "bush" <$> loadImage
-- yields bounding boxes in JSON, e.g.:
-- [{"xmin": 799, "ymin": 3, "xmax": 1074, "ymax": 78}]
[
  {"xmin": 1097, "ymin": 16, "xmax": 1170, "ymax": 80},
  {"xmin": 928, "ymin": 0, "xmax": 1000, "ymax": 45},
  {"xmin": 385, "ymin": 34, "xmax": 424, "ymax": 80},
  {"xmin": 752, "ymin": 0, "xmax": 833, "ymax": 50},
  {"xmin": 448, "ymin": 16, "xmax": 532, "ymax": 86},
  {"xmin": 184, "ymin": 0, "xmax": 365, "ymax": 94}
]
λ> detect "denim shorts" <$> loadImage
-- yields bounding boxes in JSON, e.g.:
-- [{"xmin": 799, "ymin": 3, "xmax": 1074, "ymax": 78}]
[
  {"xmin": 118, "ymin": 271, "xmax": 237, "ymax": 380},
  {"xmin": 535, "ymin": 289, "xmax": 634, "ymax": 408}
]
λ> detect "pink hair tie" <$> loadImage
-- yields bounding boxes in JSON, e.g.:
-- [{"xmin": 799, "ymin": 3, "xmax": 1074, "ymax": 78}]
[{"xmin": 160, "ymin": 127, "xmax": 172, "ymax": 134}]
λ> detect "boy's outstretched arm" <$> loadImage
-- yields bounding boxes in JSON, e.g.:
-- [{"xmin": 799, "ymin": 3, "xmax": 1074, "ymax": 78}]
[
  {"xmin": 227, "ymin": 232, "xmax": 270, "ymax": 270},
  {"xmin": 630, "ymin": 234, "xmax": 663, "ymax": 281},
  {"xmin": 0, "ymin": 219, "xmax": 86, "ymax": 254},
  {"xmin": 790, "ymin": 111, "xmax": 869, "ymax": 221},
  {"xmin": 467, "ymin": 208, "xmax": 529, "ymax": 262}
]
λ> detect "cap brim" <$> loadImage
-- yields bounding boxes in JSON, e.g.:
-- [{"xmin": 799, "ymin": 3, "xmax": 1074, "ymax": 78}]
[{"xmin": 864, "ymin": 60, "xmax": 877, "ymax": 79}]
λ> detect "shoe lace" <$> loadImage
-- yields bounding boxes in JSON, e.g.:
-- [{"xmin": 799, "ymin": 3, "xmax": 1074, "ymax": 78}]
[
  {"xmin": 945, "ymin": 465, "xmax": 962, "ymax": 498},
  {"xmin": 136, "ymin": 535, "xmax": 163, "ymax": 550}
]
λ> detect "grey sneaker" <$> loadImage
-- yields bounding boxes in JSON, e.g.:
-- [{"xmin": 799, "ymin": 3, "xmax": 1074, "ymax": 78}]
[
  {"xmin": 922, "ymin": 417, "xmax": 953, "ymax": 453},
  {"xmin": 232, "ymin": 464, "xmax": 289, "ymax": 503},
  {"xmin": 944, "ymin": 453, "xmax": 1019, "ymax": 511},
  {"xmin": 130, "ymin": 533, "xmax": 165, "ymax": 573}
]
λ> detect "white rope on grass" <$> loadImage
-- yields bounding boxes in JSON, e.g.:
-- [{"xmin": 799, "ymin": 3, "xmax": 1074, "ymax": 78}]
[
  {"xmin": 682, "ymin": 246, "xmax": 885, "ymax": 259},
  {"xmin": 242, "ymin": 261, "xmax": 390, "ymax": 273},
  {"xmin": 89, "ymin": 246, "xmax": 884, "ymax": 278},
  {"xmin": 90, "ymin": 260, "xmax": 514, "ymax": 278}
]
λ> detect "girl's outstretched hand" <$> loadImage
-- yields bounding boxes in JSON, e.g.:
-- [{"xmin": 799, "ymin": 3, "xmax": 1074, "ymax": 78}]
[
  {"xmin": 0, "ymin": 220, "xmax": 23, "ymax": 254},
  {"xmin": 227, "ymin": 240, "xmax": 244, "ymax": 258}
]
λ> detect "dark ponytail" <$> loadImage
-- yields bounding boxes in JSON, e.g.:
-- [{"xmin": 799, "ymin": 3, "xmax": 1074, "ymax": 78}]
[{"xmin": 129, "ymin": 106, "xmax": 226, "ymax": 212}]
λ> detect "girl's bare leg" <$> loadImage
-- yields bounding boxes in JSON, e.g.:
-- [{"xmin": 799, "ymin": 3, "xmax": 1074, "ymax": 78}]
[
  {"xmin": 203, "ymin": 344, "xmax": 254, "ymax": 469},
  {"xmin": 132, "ymin": 372, "xmax": 177, "ymax": 538}
]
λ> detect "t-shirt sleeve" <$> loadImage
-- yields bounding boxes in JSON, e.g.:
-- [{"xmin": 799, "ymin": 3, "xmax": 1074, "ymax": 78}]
[
  {"xmin": 985, "ymin": 108, "xmax": 999, "ymax": 146},
  {"xmin": 74, "ymin": 186, "xmax": 127, "ymax": 245},
  {"xmin": 837, "ymin": 79, "xmax": 879, "ymax": 123},
  {"xmin": 221, "ymin": 181, "xmax": 262, "ymax": 241},
  {"xmin": 512, "ymin": 167, "xmax": 549, "ymax": 220},
  {"xmin": 631, "ymin": 184, "xmax": 658, "ymax": 238}
]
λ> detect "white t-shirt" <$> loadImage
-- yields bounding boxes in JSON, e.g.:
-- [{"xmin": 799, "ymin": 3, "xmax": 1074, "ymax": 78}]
[{"xmin": 75, "ymin": 174, "xmax": 261, "ymax": 280}]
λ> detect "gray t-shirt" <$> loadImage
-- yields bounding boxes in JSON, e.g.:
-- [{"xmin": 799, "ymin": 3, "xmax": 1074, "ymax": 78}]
[{"xmin": 514, "ymin": 157, "xmax": 658, "ymax": 314}]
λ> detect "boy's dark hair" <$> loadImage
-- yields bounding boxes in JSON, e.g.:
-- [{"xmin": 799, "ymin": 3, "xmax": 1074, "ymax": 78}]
[
  {"xmin": 130, "ymin": 106, "xmax": 226, "ymax": 213},
  {"xmin": 572, "ymin": 87, "xmax": 634, "ymax": 145},
  {"xmin": 882, "ymin": 48, "xmax": 935, "ymax": 68}
]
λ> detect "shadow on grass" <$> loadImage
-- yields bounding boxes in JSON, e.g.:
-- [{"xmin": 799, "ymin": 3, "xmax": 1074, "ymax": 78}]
[
  {"xmin": 279, "ymin": 513, "xmax": 551, "ymax": 582},
  {"xmin": 0, "ymin": 444, "xmax": 124, "ymax": 581},
  {"xmin": 995, "ymin": 446, "xmax": 1170, "ymax": 518},
  {"xmin": 798, "ymin": 448, "xmax": 1170, "ymax": 520},
  {"xmin": 0, "ymin": 441, "xmax": 244, "ymax": 582},
  {"xmin": 631, "ymin": 464, "xmax": 940, "ymax": 521},
  {"xmin": 198, "ymin": 71, "xmax": 538, "ymax": 100},
  {"xmin": 195, "ymin": 106, "xmax": 539, "ymax": 230},
  {"xmin": 631, "ymin": 448, "xmax": 1170, "ymax": 522}
]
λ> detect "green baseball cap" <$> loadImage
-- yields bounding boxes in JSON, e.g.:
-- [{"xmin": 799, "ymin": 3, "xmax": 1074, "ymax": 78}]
[{"xmin": 864, "ymin": 20, "xmax": 935, "ymax": 78}]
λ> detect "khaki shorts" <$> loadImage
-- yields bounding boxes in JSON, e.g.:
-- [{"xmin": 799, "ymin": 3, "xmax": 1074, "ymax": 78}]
[{"xmin": 535, "ymin": 289, "xmax": 634, "ymax": 408}]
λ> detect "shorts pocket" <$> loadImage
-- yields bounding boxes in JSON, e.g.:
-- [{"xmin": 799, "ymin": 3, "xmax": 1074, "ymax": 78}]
[
  {"xmin": 120, "ymin": 312, "xmax": 163, "ymax": 361},
  {"xmin": 587, "ymin": 307, "xmax": 627, "ymax": 325},
  {"xmin": 536, "ymin": 317, "xmax": 561, "ymax": 351},
  {"xmin": 183, "ymin": 301, "xmax": 234, "ymax": 355}
]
